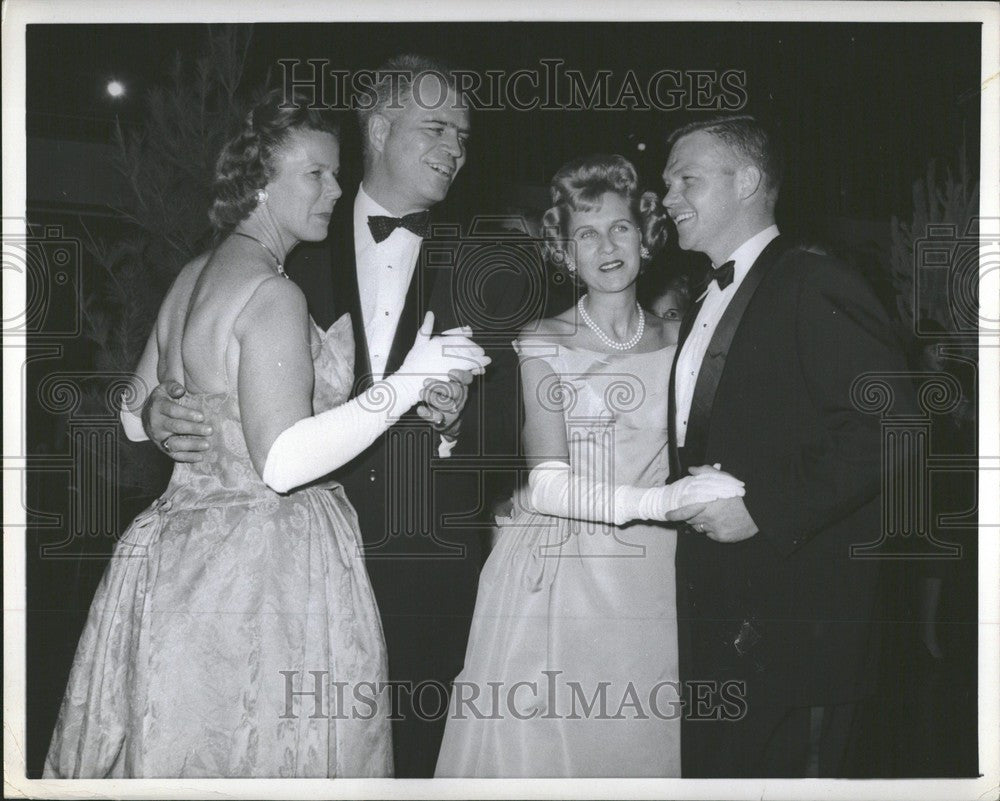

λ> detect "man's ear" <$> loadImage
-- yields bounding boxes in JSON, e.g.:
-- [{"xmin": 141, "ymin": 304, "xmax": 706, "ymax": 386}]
[
  {"xmin": 736, "ymin": 164, "xmax": 763, "ymax": 201},
  {"xmin": 368, "ymin": 112, "xmax": 391, "ymax": 156}
]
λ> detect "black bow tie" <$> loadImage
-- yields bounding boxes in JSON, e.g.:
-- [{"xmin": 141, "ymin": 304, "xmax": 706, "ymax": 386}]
[
  {"xmin": 712, "ymin": 260, "xmax": 736, "ymax": 290},
  {"xmin": 367, "ymin": 211, "xmax": 430, "ymax": 243}
]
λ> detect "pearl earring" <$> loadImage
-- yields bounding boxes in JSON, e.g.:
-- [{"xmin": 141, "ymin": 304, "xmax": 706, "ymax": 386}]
[
  {"xmin": 640, "ymin": 245, "xmax": 651, "ymax": 260},
  {"xmin": 256, "ymin": 189, "xmax": 268, "ymax": 204}
]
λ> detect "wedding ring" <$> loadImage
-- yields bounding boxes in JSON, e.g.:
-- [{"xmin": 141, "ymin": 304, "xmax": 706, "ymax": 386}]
[{"xmin": 161, "ymin": 435, "xmax": 175, "ymax": 453}]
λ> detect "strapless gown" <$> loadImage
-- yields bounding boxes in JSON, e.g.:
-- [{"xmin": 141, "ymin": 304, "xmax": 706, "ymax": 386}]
[{"xmin": 44, "ymin": 314, "xmax": 393, "ymax": 778}]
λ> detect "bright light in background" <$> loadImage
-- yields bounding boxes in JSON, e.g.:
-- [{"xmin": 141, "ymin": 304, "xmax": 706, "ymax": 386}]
[
  {"xmin": 106, "ymin": 80, "xmax": 126, "ymax": 98},
  {"xmin": 636, "ymin": 142, "xmax": 646, "ymax": 151}
]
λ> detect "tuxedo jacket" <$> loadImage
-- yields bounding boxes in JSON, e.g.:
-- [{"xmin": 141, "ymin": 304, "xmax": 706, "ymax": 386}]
[
  {"xmin": 668, "ymin": 236, "xmax": 913, "ymax": 708},
  {"xmin": 285, "ymin": 191, "xmax": 486, "ymax": 775}
]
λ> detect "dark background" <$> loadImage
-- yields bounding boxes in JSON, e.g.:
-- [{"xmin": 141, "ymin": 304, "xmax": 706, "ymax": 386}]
[{"xmin": 24, "ymin": 21, "xmax": 981, "ymax": 778}]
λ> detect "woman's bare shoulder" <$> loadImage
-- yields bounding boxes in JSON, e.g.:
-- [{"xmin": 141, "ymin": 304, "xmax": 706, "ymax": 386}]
[{"xmin": 518, "ymin": 308, "xmax": 577, "ymax": 344}]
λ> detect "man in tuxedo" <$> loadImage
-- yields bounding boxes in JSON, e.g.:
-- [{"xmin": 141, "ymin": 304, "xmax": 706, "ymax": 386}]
[
  {"xmin": 140, "ymin": 55, "xmax": 485, "ymax": 776},
  {"xmin": 661, "ymin": 115, "xmax": 912, "ymax": 777}
]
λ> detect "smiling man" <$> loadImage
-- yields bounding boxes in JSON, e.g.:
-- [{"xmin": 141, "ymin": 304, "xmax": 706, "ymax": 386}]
[
  {"xmin": 139, "ymin": 54, "xmax": 484, "ymax": 777},
  {"xmin": 661, "ymin": 115, "xmax": 913, "ymax": 777}
]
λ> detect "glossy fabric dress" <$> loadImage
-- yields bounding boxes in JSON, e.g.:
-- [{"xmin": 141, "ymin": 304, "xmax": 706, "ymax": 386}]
[
  {"xmin": 435, "ymin": 342, "xmax": 681, "ymax": 777},
  {"xmin": 44, "ymin": 315, "xmax": 393, "ymax": 778}
]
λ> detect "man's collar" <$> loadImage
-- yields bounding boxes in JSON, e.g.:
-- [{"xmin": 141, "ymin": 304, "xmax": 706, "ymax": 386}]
[
  {"xmin": 720, "ymin": 224, "xmax": 780, "ymax": 278},
  {"xmin": 356, "ymin": 183, "xmax": 394, "ymax": 219},
  {"xmin": 697, "ymin": 224, "xmax": 780, "ymax": 302}
]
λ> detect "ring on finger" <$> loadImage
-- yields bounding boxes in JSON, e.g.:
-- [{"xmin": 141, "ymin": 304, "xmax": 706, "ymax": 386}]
[{"xmin": 161, "ymin": 434, "xmax": 176, "ymax": 453}]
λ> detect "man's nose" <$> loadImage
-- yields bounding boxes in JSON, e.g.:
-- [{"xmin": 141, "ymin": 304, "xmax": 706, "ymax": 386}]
[{"xmin": 441, "ymin": 130, "xmax": 463, "ymax": 157}]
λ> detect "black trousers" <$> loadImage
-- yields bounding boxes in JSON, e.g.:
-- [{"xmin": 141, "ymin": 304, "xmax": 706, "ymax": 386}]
[{"xmin": 683, "ymin": 698, "xmax": 860, "ymax": 778}]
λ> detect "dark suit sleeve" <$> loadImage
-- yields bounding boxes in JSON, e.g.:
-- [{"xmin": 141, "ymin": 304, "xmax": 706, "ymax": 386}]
[{"xmin": 743, "ymin": 261, "xmax": 913, "ymax": 555}]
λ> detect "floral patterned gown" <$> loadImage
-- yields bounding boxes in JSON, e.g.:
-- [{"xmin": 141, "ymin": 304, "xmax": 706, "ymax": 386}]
[{"xmin": 44, "ymin": 314, "xmax": 393, "ymax": 778}]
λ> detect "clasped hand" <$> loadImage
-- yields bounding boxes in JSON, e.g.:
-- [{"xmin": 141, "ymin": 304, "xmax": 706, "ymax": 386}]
[
  {"xmin": 401, "ymin": 312, "xmax": 490, "ymax": 434},
  {"xmin": 664, "ymin": 465, "xmax": 759, "ymax": 543}
]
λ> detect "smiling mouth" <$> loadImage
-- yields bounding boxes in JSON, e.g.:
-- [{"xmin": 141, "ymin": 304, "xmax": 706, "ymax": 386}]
[
  {"xmin": 673, "ymin": 212, "xmax": 695, "ymax": 225},
  {"xmin": 427, "ymin": 162, "xmax": 454, "ymax": 179},
  {"xmin": 598, "ymin": 260, "xmax": 624, "ymax": 272}
]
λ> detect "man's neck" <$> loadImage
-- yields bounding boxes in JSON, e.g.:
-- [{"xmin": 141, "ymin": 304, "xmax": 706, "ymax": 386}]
[
  {"xmin": 711, "ymin": 215, "xmax": 776, "ymax": 266},
  {"xmin": 360, "ymin": 176, "xmax": 429, "ymax": 217}
]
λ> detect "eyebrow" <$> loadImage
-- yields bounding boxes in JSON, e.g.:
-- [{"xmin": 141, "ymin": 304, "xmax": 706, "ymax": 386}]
[
  {"xmin": 423, "ymin": 115, "xmax": 471, "ymax": 134},
  {"xmin": 571, "ymin": 218, "xmax": 633, "ymax": 235}
]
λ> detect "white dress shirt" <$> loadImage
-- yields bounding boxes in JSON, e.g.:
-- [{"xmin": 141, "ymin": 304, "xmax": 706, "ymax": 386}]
[
  {"xmin": 353, "ymin": 186, "xmax": 457, "ymax": 457},
  {"xmin": 353, "ymin": 185, "xmax": 423, "ymax": 382},
  {"xmin": 674, "ymin": 225, "xmax": 780, "ymax": 447}
]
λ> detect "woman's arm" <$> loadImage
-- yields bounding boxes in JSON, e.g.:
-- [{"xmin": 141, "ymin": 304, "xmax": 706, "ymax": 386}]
[
  {"xmin": 517, "ymin": 338, "xmax": 744, "ymax": 525},
  {"xmin": 237, "ymin": 281, "xmax": 490, "ymax": 493},
  {"xmin": 235, "ymin": 276, "xmax": 316, "ymax": 478},
  {"xmin": 120, "ymin": 324, "xmax": 160, "ymax": 442}
]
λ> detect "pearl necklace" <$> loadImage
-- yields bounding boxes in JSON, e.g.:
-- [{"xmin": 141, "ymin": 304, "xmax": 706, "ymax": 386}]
[
  {"xmin": 577, "ymin": 294, "xmax": 645, "ymax": 351},
  {"xmin": 233, "ymin": 231, "xmax": 287, "ymax": 278}
]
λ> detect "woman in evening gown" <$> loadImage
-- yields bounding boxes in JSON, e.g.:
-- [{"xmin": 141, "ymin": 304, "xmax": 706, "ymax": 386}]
[
  {"xmin": 435, "ymin": 154, "xmax": 745, "ymax": 778},
  {"xmin": 44, "ymin": 90, "xmax": 489, "ymax": 778}
]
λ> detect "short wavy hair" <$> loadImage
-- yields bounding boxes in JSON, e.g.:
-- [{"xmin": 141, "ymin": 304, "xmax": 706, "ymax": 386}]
[
  {"xmin": 209, "ymin": 88, "xmax": 339, "ymax": 231},
  {"xmin": 541, "ymin": 154, "xmax": 669, "ymax": 272},
  {"xmin": 667, "ymin": 114, "xmax": 783, "ymax": 201},
  {"xmin": 357, "ymin": 53, "xmax": 460, "ymax": 159}
]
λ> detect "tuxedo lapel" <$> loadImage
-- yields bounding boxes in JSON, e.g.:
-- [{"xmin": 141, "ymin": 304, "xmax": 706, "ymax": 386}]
[
  {"xmin": 328, "ymin": 194, "xmax": 372, "ymax": 398},
  {"xmin": 683, "ymin": 236, "xmax": 792, "ymax": 462}
]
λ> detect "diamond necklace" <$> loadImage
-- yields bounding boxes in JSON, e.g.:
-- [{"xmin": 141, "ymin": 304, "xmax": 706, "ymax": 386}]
[
  {"xmin": 232, "ymin": 231, "xmax": 287, "ymax": 278},
  {"xmin": 577, "ymin": 294, "xmax": 645, "ymax": 351}
]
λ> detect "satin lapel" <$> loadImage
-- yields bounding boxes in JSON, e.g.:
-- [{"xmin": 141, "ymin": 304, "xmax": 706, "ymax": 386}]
[
  {"xmin": 668, "ymin": 294, "xmax": 706, "ymax": 480},
  {"xmin": 330, "ymin": 195, "xmax": 372, "ymax": 398},
  {"xmin": 383, "ymin": 236, "xmax": 438, "ymax": 378},
  {"xmin": 683, "ymin": 236, "xmax": 792, "ymax": 463}
]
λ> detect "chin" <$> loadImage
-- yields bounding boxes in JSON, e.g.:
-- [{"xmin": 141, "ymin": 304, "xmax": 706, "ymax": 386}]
[
  {"xmin": 296, "ymin": 231, "xmax": 327, "ymax": 244},
  {"xmin": 423, "ymin": 181, "xmax": 452, "ymax": 205}
]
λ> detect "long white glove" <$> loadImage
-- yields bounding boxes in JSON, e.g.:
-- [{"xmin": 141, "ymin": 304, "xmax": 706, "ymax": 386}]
[
  {"xmin": 262, "ymin": 313, "xmax": 490, "ymax": 493},
  {"xmin": 526, "ymin": 460, "xmax": 745, "ymax": 526}
]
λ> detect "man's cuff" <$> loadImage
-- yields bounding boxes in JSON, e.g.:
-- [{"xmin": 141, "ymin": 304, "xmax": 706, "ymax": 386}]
[
  {"xmin": 120, "ymin": 393, "xmax": 149, "ymax": 443},
  {"xmin": 437, "ymin": 434, "xmax": 458, "ymax": 458}
]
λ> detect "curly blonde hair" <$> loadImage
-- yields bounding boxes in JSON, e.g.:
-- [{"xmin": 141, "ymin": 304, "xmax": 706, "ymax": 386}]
[{"xmin": 541, "ymin": 154, "xmax": 669, "ymax": 273}]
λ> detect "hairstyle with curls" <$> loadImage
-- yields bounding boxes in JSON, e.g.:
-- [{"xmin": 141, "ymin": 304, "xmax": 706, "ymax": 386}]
[
  {"xmin": 541, "ymin": 154, "xmax": 669, "ymax": 273},
  {"xmin": 209, "ymin": 88, "xmax": 339, "ymax": 231},
  {"xmin": 667, "ymin": 114, "xmax": 783, "ymax": 200},
  {"xmin": 357, "ymin": 53, "xmax": 460, "ymax": 159}
]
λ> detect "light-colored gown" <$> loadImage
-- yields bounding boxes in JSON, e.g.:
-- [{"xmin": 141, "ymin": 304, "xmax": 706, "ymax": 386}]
[
  {"xmin": 435, "ymin": 340, "xmax": 681, "ymax": 778},
  {"xmin": 44, "ymin": 314, "xmax": 393, "ymax": 778}
]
